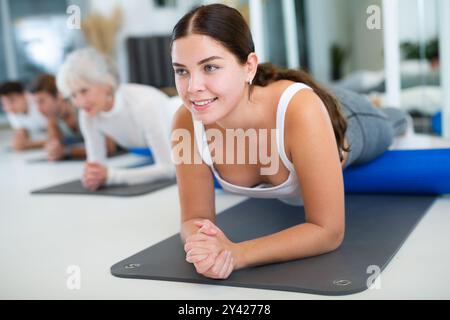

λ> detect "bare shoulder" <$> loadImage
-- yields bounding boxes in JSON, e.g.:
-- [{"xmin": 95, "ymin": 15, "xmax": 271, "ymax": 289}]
[
  {"xmin": 172, "ymin": 105, "xmax": 193, "ymax": 132},
  {"xmin": 283, "ymin": 87, "xmax": 337, "ymax": 164},
  {"xmin": 285, "ymin": 88, "xmax": 330, "ymax": 130}
]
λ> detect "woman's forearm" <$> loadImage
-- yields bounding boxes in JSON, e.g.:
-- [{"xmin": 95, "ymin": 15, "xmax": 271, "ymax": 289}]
[
  {"xmin": 235, "ymin": 222, "xmax": 344, "ymax": 270},
  {"xmin": 106, "ymin": 163, "xmax": 175, "ymax": 186},
  {"xmin": 26, "ymin": 139, "xmax": 46, "ymax": 149},
  {"xmin": 46, "ymin": 120, "xmax": 62, "ymax": 141},
  {"xmin": 181, "ymin": 219, "xmax": 203, "ymax": 243}
]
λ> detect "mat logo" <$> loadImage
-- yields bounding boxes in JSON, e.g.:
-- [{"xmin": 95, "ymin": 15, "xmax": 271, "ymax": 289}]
[
  {"xmin": 333, "ymin": 279, "xmax": 352, "ymax": 287},
  {"xmin": 67, "ymin": 5, "xmax": 81, "ymax": 30},
  {"xmin": 66, "ymin": 265, "xmax": 81, "ymax": 290},
  {"xmin": 367, "ymin": 5, "xmax": 382, "ymax": 30},
  {"xmin": 367, "ymin": 265, "xmax": 382, "ymax": 290},
  {"xmin": 124, "ymin": 263, "xmax": 141, "ymax": 270}
]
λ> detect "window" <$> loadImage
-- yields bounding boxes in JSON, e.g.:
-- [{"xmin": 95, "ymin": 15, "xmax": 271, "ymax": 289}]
[
  {"xmin": 399, "ymin": 0, "xmax": 441, "ymax": 134},
  {"xmin": 250, "ymin": 0, "xmax": 305, "ymax": 70},
  {"xmin": 0, "ymin": 0, "xmax": 85, "ymax": 118},
  {"xmin": 0, "ymin": 4, "xmax": 7, "ymax": 84},
  {"xmin": 263, "ymin": 0, "xmax": 288, "ymax": 68},
  {"xmin": 0, "ymin": 0, "xmax": 86, "ymax": 84},
  {"xmin": 9, "ymin": 0, "xmax": 75, "ymax": 83},
  {"xmin": 154, "ymin": 0, "xmax": 177, "ymax": 8},
  {"xmin": 0, "ymin": 1, "xmax": 7, "ymax": 117}
]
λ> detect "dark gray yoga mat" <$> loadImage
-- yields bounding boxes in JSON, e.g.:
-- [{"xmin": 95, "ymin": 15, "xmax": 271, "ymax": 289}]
[
  {"xmin": 111, "ymin": 194, "xmax": 436, "ymax": 296},
  {"xmin": 27, "ymin": 155, "xmax": 86, "ymax": 163},
  {"xmin": 31, "ymin": 178, "xmax": 176, "ymax": 197},
  {"xmin": 30, "ymin": 157, "xmax": 162, "ymax": 197},
  {"xmin": 27, "ymin": 149, "xmax": 129, "ymax": 163}
]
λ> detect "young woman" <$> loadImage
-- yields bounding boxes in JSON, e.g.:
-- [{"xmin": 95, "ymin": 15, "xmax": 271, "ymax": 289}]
[
  {"xmin": 57, "ymin": 48, "xmax": 180, "ymax": 191},
  {"xmin": 170, "ymin": 4, "xmax": 408, "ymax": 279}
]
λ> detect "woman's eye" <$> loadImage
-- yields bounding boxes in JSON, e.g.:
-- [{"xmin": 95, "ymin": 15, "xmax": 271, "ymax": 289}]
[
  {"xmin": 175, "ymin": 69, "xmax": 188, "ymax": 76},
  {"xmin": 205, "ymin": 65, "xmax": 219, "ymax": 72}
]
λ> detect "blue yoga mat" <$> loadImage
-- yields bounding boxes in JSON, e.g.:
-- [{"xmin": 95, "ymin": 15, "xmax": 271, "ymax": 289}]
[
  {"xmin": 432, "ymin": 112, "xmax": 442, "ymax": 136},
  {"xmin": 128, "ymin": 148, "xmax": 450, "ymax": 194},
  {"xmin": 344, "ymin": 148, "xmax": 450, "ymax": 194},
  {"xmin": 128, "ymin": 147, "xmax": 153, "ymax": 158}
]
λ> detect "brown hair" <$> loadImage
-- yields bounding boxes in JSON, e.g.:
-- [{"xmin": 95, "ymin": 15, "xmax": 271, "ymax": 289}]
[
  {"xmin": 171, "ymin": 4, "xmax": 348, "ymax": 159},
  {"xmin": 0, "ymin": 81, "xmax": 24, "ymax": 96},
  {"xmin": 29, "ymin": 74, "xmax": 58, "ymax": 98}
]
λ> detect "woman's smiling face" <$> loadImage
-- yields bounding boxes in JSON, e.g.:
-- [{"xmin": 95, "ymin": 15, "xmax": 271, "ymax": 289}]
[
  {"xmin": 69, "ymin": 80, "xmax": 113, "ymax": 117},
  {"xmin": 171, "ymin": 34, "xmax": 250, "ymax": 125}
]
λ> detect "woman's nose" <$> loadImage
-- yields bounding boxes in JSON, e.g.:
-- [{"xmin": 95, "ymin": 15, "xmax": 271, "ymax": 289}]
[
  {"xmin": 187, "ymin": 74, "xmax": 206, "ymax": 93},
  {"xmin": 73, "ymin": 95, "xmax": 86, "ymax": 108}
]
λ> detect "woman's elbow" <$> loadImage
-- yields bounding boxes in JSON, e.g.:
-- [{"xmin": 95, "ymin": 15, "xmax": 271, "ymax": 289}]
[{"xmin": 327, "ymin": 228, "xmax": 345, "ymax": 252}]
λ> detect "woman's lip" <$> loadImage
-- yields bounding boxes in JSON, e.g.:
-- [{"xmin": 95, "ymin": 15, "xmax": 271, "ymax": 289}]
[
  {"xmin": 191, "ymin": 98, "xmax": 217, "ymax": 103},
  {"xmin": 191, "ymin": 98, "xmax": 217, "ymax": 111}
]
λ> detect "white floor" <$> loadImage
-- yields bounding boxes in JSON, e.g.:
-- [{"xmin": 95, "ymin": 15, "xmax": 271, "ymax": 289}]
[{"xmin": 1, "ymin": 128, "xmax": 450, "ymax": 300}]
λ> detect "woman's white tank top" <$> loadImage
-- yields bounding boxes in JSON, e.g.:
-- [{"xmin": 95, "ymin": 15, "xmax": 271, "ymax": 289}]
[{"xmin": 192, "ymin": 83, "xmax": 312, "ymax": 206}]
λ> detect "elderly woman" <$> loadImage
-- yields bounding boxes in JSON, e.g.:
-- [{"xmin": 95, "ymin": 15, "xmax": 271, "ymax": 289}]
[{"xmin": 57, "ymin": 48, "xmax": 180, "ymax": 190}]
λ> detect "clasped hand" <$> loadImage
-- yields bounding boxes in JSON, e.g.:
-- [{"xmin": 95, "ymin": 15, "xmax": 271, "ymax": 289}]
[
  {"xmin": 184, "ymin": 220, "xmax": 237, "ymax": 280},
  {"xmin": 45, "ymin": 139, "xmax": 65, "ymax": 161},
  {"xmin": 82, "ymin": 162, "xmax": 107, "ymax": 191}
]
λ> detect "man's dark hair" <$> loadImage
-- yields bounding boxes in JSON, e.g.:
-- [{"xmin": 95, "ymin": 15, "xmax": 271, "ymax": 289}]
[
  {"xmin": 0, "ymin": 81, "xmax": 25, "ymax": 97},
  {"xmin": 28, "ymin": 74, "xmax": 58, "ymax": 97}
]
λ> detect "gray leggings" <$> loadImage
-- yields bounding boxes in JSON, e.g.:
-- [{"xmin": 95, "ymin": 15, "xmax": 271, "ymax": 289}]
[{"xmin": 330, "ymin": 87, "xmax": 409, "ymax": 168}]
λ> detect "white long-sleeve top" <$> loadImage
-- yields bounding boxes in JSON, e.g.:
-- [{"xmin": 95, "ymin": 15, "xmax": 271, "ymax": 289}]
[
  {"xmin": 79, "ymin": 84, "xmax": 181, "ymax": 186},
  {"xmin": 7, "ymin": 94, "xmax": 47, "ymax": 133}
]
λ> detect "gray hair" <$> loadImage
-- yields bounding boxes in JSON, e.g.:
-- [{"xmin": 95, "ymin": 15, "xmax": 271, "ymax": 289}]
[{"xmin": 56, "ymin": 48, "xmax": 120, "ymax": 98}]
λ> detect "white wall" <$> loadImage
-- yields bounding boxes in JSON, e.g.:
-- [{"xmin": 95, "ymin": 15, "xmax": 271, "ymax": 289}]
[
  {"xmin": 398, "ymin": 0, "xmax": 438, "ymax": 43},
  {"xmin": 305, "ymin": 0, "xmax": 383, "ymax": 83},
  {"xmin": 349, "ymin": 0, "xmax": 384, "ymax": 72},
  {"xmin": 88, "ymin": 0, "xmax": 199, "ymax": 82},
  {"xmin": 305, "ymin": 0, "xmax": 350, "ymax": 83}
]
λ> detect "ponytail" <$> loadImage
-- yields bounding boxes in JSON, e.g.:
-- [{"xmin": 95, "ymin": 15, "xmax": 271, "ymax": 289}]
[{"xmin": 254, "ymin": 63, "xmax": 349, "ymax": 161}]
